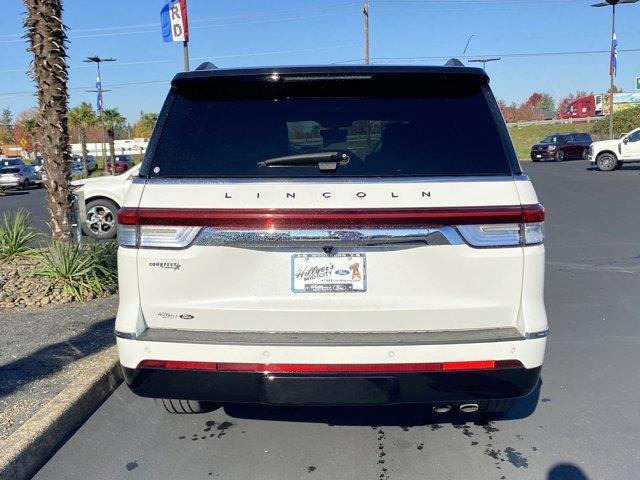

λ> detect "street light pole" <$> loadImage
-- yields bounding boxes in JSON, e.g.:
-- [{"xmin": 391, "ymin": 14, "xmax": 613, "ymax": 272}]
[
  {"xmin": 83, "ymin": 56, "xmax": 117, "ymax": 173},
  {"xmin": 591, "ymin": 0, "xmax": 638, "ymax": 139}
]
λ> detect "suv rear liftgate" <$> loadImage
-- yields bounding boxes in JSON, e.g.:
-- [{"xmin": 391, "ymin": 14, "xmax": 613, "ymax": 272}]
[{"xmin": 115, "ymin": 66, "xmax": 547, "ymax": 407}]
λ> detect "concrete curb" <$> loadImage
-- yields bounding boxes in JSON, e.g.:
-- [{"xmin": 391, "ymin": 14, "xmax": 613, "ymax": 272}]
[{"xmin": 0, "ymin": 345, "xmax": 122, "ymax": 480}]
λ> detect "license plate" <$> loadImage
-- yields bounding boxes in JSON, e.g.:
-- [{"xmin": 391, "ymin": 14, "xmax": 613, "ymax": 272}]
[
  {"xmin": 291, "ymin": 253, "xmax": 366, "ymax": 293},
  {"xmin": 536, "ymin": 155, "xmax": 542, "ymax": 158}
]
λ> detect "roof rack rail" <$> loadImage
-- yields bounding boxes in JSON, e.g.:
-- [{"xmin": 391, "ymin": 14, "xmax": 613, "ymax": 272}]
[
  {"xmin": 195, "ymin": 62, "xmax": 218, "ymax": 71},
  {"xmin": 444, "ymin": 58, "xmax": 465, "ymax": 67}
]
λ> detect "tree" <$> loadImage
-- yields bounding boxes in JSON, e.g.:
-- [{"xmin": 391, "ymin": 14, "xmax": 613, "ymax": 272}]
[
  {"xmin": 101, "ymin": 108, "xmax": 126, "ymax": 175},
  {"xmin": 132, "ymin": 112, "xmax": 158, "ymax": 139},
  {"xmin": 23, "ymin": 0, "xmax": 71, "ymax": 240},
  {"xmin": 68, "ymin": 102, "xmax": 97, "ymax": 176},
  {"xmin": 0, "ymin": 108, "xmax": 15, "ymax": 145},
  {"xmin": 19, "ymin": 113, "xmax": 40, "ymax": 158}
]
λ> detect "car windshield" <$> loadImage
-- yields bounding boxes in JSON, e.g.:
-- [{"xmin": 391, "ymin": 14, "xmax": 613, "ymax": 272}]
[{"xmin": 540, "ymin": 136, "xmax": 559, "ymax": 144}]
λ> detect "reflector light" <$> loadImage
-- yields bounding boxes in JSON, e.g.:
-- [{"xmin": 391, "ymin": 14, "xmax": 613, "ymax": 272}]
[{"xmin": 138, "ymin": 359, "xmax": 524, "ymax": 373}]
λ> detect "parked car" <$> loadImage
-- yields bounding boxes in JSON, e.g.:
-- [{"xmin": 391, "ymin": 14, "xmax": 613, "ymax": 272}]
[
  {"xmin": 105, "ymin": 155, "xmax": 134, "ymax": 173},
  {"xmin": 530, "ymin": 133, "xmax": 592, "ymax": 162},
  {"xmin": 31, "ymin": 156, "xmax": 44, "ymax": 173},
  {"xmin": 70, "ymin": 154, "xmax": 97, "ymax": 173},
  {"xmin": 1, "ymin": 157, "xmax": 26, "ymax": 168},
  {"xmin": 114, "ymin": 65, "xmax": 548, "ymax": 415},
  {"xmin": 0, "ymin": 165, "xmax": 43, "ymax": 190},
  {"xmin": 588, "ymin": 127, "xmax": 640, "ymax": 171},
  {"xmin": 70, "ymin": 163, "xmax": 140, "ymax": 238}
]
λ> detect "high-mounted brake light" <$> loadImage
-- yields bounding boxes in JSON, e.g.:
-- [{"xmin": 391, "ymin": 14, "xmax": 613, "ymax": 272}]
[
  {"xmin": 137, "ymin": 359, "xmax": 524, "ymax": 373},
  {"xmin": 117, "ymin": 204, "xmax": 544, "ymax": 249}
]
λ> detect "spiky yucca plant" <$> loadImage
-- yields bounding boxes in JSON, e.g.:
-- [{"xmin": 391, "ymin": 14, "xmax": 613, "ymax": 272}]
[
  {"xmin": 0, "ymin": 210, "xmax": 38, "ymax": 259},
  {"xmin": 36, "ymin": 241, "xmax": 117, "ymax": 301}
]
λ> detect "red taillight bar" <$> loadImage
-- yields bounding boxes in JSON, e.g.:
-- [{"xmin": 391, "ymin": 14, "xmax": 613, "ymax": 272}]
[
  {"xmin": 118, "ymin": 205, "xmax": 544, "ymax": 229},
  {"xmin": 137, "ymin": 360, "xmax": 523, "ymax": 373}
]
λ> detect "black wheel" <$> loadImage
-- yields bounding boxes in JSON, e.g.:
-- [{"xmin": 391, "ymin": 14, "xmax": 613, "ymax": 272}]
[
  {"xmin": 531, "ymin": 158, "xmax": 539, "ymax": 163},
  {"xmin": 22, "ymin": 179, "xmax": 31, "ymax": 190},
  {"xmin": 154, "ymin": 398, "xmax": 219, "ymax": 414},
  {"xmin": 37, "ymin": 181, "xmax": 44, "ymax": 189},
  {"xmin": 614, "ymin": 161, "xmax": 623, "ymax": 170},
  {"xmin": 478, "ymin": 399, "xmax": 515, "ymax": 414},
  {"xmin": 596, "ymin": 153, "xmax": 617, "ymax": 172},
  {"xmin": 554, "ymin": 150, "xmax": 564, "ymax": 162},
  {"xmin": 82, "ymin": 198, "xmax": 119, "ymax": 239}
]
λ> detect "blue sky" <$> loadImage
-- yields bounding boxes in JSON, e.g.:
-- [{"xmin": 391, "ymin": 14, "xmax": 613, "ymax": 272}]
[{"xmin": 1, "ymin": 0, "xmax": 639, "ymax": 123}]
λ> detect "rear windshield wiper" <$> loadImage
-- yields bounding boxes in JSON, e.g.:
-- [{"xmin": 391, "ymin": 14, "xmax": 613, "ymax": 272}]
[{"xmin": 257, "ymin": 152, "xmax": 349, "ymax": 172}]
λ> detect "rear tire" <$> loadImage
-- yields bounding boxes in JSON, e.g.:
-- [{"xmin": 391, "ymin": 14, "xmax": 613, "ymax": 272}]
[
  {"xmin": 22, "ymin": 179, "xmax": 30, "ymax": 190},
  {"xmin": 596, "ymin": 153, "xmax": 617, "ymax": 172},
  {"xmin": 478, "ymin": 399, "xmax": 515, "ymax": 414},
  {"xmin": 154, "ymin": 398, "xmax": 219, "ymax": 414}
]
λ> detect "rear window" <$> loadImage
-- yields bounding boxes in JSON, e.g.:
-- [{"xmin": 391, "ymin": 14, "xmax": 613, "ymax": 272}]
[
  {"xmin": 149, "ymin": 83, "xmax": 514, "ymax": 178},
  {"xmin": 1, "ymin": 167, "xmax": 20, "ymax": 174}
]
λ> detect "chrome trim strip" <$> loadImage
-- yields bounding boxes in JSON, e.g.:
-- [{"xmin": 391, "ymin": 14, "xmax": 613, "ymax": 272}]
[
  {"xmin": 193, "ymin": 226, "xmax": 463, "ymax": 247},
  {"xmin": 134, "ymin": 327, "xmax": 525, "ymax": 347},
  {"xmin": 134, "ymin": 175, "xmax": 517, "ymax": 186},
  {"xmin": 524, "ymin": 329, "xmax": 549, "ymax": 340},
  {"xmin": 115, "ymin": 330, "xmax": 138, "ymax": 340}
]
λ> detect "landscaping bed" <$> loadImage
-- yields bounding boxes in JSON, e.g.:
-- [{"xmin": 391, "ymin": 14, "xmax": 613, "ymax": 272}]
[{"xmin": 0, "ymin": 257, "xmax": 116, "ymax": 310}]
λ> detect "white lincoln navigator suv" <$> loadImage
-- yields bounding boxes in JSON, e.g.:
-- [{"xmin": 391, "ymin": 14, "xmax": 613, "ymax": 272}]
[{"xmin": 115, "ymin": 64, "xmax": 547, "ymax": 415}]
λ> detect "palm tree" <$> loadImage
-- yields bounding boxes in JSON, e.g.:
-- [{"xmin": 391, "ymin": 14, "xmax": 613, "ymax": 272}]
[
  {"xmin": 68, "ymin": 102, "xmax": 96, "ymax": 176},
  {"xmin": 102, "ymin": 108, "xmax": 125, "ymax": 176},
  {"xmin": 20, "ymin": 117, "xmax": 39, "ymax": 158},
  {"xmin": 22, "ymin": 0, "xmax": 71, "ymax": 240}
]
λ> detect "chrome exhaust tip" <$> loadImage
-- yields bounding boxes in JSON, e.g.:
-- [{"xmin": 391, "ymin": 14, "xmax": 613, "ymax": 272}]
[
  {"xmin": 432, "ymin": 405, "xmax": 452, "ymax": 413},
  {"xmin": 459, "ymin": 403, "xmax": 479, "ymax": 413}
]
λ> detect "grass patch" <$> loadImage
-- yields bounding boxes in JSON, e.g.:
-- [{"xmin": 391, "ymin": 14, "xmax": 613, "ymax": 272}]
[
  {"xmin": 0, "ymin": 210, "xmax": 38, "ymax": 259},
  {"xmin": 35, "ymin": 241, "xmax": 118, "ymax": 301}
]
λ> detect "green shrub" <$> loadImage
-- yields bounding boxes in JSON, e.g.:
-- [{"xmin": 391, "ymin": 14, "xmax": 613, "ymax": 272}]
[
  {"xmin": 590, "ymin": 106, "xmax": 640, "ymax": 138},
  {"xmin": 0, "ymin": 209, "xmax": 38, "ymax": 258},
  {"xmin": 36, "ymin": 241, "xmax": 118, "ymax": 301}
]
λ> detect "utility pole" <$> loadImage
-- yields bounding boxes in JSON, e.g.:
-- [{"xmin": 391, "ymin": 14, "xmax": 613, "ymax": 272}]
[
  {"xmin": 363, "ymin": 2, "xmax": 370, "ymax": 65},
  {"xmin": 84, "ymin": 56, "xmax": 117, "ymax": 174},
  {"xmin": 183, "ymin": 40, "xmax": 190, "ymax": 71}
]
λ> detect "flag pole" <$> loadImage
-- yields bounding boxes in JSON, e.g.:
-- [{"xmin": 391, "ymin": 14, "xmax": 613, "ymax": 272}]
[{"xmin": 183, "ymin": 40, "xmax": 190, "ymax": 71}]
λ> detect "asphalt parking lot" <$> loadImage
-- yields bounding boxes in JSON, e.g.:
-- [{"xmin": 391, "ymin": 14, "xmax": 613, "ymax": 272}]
[
  {"xmin": 17, "ymin": 161, "xmax": 640, "ymax": 479},
  {"xmin": 0, "ymin": 188, "xmax": 48, "ymax": 233}
]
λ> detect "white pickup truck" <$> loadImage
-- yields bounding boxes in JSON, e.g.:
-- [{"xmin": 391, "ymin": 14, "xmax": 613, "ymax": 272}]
[{"xmin": 588, "ymin": 127, "xmax": 640, "ymax": 171}]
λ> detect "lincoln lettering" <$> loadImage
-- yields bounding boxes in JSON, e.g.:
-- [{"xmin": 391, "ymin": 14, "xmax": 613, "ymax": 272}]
[{"xmin": 222, "ymin": 191, "xmax": 432, "ymax": 199}]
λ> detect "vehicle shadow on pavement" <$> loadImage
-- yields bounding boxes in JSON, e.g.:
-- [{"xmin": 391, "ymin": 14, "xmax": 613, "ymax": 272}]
[
  {"xmin": 222, "ymin": 380, "xmax": 542, "ymax": 427},
  {"xmin": 0, "ymin": 317, "xmax": 115, "ymax": 400},
  {"xmin": 0, "ymin": 190, "xmax": 30, "ymax": 196}
]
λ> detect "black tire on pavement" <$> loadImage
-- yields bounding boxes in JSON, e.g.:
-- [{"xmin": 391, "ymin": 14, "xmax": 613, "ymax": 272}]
[
  {"xmin": 596, "ymin": 153, "xmax": 617, "ymax": 172},
  {"xmin": 555, "ymin": 150, "xmax": 564, "ymax": 162},
  {"xmin": 615, "ymin": 161, "xmax": 623, "ymax": 170},
  {"xmin": 81, "ymin": 198, "xmax": 119, "ymax": 239},
  {"xmin": 22, "ymin": 179, "xmax": 30, "ymax": 190},
  {"xmin": 154, "ymin": 398, "xmax": 220, "ymax": 414}
]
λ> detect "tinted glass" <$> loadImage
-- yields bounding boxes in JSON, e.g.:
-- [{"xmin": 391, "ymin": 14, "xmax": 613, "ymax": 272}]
[
  {"xmin": 1, "ymin": 168, "xmax": 20, "ymax": 174},
  {"xmin": 150, "ymin": 90, "xmax": 512, "ymax": 178}
]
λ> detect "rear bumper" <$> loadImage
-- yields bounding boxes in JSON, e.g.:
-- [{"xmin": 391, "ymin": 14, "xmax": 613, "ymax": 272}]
[
  {"xmin": 117, "ymin": 330, "xmax": 546, "ymax": 405},
  {"xmin": 122, "ymin": 364, "xmax": 541, "ymax": 406}
]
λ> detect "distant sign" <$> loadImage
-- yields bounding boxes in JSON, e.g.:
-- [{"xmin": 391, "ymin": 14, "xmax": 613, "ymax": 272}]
[
  {"xmin": 636, "ymin": 77, "xmax": 640, "ymax": 91},
  {"xmin": 19, "ymin": 138, "xmax": 27, "ymax": 148}
]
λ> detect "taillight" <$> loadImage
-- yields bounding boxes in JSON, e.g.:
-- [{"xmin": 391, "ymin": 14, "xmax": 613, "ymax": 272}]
[
  {"xmin": 117, "ymin": 204, "xmax": 544, "ymax": 249},
  {"xmin": 457, "ymin": 203, "xmax": 544, "ymax": 248}
]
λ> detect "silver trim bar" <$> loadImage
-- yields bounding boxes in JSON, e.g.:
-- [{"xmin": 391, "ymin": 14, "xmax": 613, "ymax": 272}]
[
  {"xmin": 133, "ymin": 327, "xmax": 526, "ymax": 347},
  {"xmin": 194, "ymin": 226, "xmax": 464, "ymax": 247}
]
